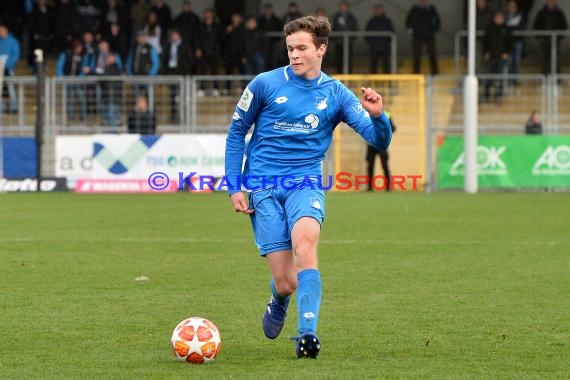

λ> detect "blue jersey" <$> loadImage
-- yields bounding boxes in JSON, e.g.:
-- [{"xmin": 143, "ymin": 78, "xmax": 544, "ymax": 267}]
[{"xmin": 225, "ymin": 66, "xmax": 392, "ymax": 194}]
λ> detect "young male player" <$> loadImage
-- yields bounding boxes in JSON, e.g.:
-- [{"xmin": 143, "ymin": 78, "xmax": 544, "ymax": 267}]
[{"xmin": 225, "ymin": 15, "xmax": 392, "ymax": 358}]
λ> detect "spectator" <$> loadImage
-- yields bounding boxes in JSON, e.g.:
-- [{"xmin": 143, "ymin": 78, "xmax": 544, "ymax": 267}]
[
  {"xmin": 76, "ymin": 0, "xmax": 104, "ymax": 34},
  {"xmin": 195, "ymin": 8, "xmax": 222, "ymax": 96},
  {"xmin": 130, "ymin": 0, "xmax": 151, "ymax": 41},
  {"xmin": 525, "ymin": 110, "xmax": 543, "ymax": 134},
  {"xmin": 128, "ymin": 94, "xmax": 156, "ymax": 134},
  {"xmin": 100, "ymin": 0, "xmax": 130, "ymax": 54},
  {"xmin": 54, "ymin": 0, "xmax": 79, "ymax": 55},
  {"xmin": 82, "ymin": 31, "xmax": 98, "ymax": 71},
  {"xmin": 173, "ymin": 0, "xmax": 201, "ymax": 49},
  {"xmin": 56, "ymin": 39, "xmax": 88, "ymax": 121},
  {"xmin": 100, "ymin": 0, "xmax": 130, "ymax": 37},
  {"xmin": 94, "ymin": 40, "xmax": 123, "ymax": 129},
  {"xmin": 517, "ymin": 0, "xmax": 535, "ymax": 23},
  {"xmin": 143, "ymin": 10, "xmax": 162, "ymax": 55},
  {"xmin": 313, "ymin": 7, "xmax": 327, "ymax": 18},
  {"xmin": 28, "ymin": 0, "xmax": 54, "ymax": 67},
  {"xmin": 150, "ymin": 0, "xmax": 172, "ymax": 46},
  {"xmin": 280, "ymin": 2, "xmax": 303, "ymax": 66},
  {"xmin": 257, "ymin": 3, "xmax": 283, "ymax": 70},
  {"xmin": 533, "ymin": 0, "xmax": 568, "ymax": 75},
  {"xmin": 214, "ymin": 0, "xmax": 245, "ymax": 28},
  {"xmin": 476, "ymin": 0, "xmax": 494, "ymax": 32},
  {"xmin": 243, "ymin": 16, "xmax": 265, "ymax": 75},
  {"xmin": 366, "ymin": 111, "xmax": 396, "ymax": 191},
  {"xmin": 126, "ymin": 30, "xmax": 160, "ymax": 76},
  {"xmin": 406, "ymin": 0, "xmax": 441, "ymax": 75},
  {"xmin": 482, "ymin": 11, "xmax": 512, "ymax": 104},
  {"xmin": 222, "ymin": 12, "xmax": 246, "ymax": 93},
  {"xmin": 283, "ymin": 2, "xmax": 302, "ymax": 25},
  {"xmin": 105, "ymin": 22, "xmax": 129, "ymax": 64},
  {"xmin": 162, "ymin": 29, "xmax": 192, "ymax": 122},
  {"xmin": 365, "ymin": 3, "xmax": 395, "ymax": 74},
  {"xmin": 506, "ymin": 0, "xmax": 526, "ymax": 84},
  {"xmin": 0, "ymin": 22, "xmax": 21, "ymax": 114},
  {"xmin": 332, "ymin": 1, "xmax": 359, "ymax": 74},
  {"xmin": 81, "ymin": 31, "xmax": 98, "ymax": 115}
]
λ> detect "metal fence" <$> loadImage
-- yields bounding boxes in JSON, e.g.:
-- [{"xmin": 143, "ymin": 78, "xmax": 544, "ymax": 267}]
[
  {"xmin": 425, "ymin": 74, "xmax": 570, "ymax": 192},
  {"xmin": 454, "ymin": 30, "xmax": 570, "ymax": 76},
  {"xmin": 2, "ymin": 73, "xmax": 570, "ymax": 181}
]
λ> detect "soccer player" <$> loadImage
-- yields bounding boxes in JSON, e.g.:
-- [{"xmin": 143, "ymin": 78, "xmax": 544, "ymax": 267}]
[{"xmin": 225, "ymin": 15, "xmax": 392, "ymax": 358}]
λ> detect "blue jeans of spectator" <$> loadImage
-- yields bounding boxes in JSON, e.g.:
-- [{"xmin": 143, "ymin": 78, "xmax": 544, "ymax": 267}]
[
  {"xmin": 2, "ymin": 70, "xmax": 18, "ymax": 112},
  {"xmin": 66, "ymin": 84, "xmax": 87, "ymax": 121},
  {"xmin": 509, "ymin": 40, "xmax": 524, "ymax": 81},
  {"xmin": 102, "ymin": 102, "xmax": 120, "ymax": 130}
]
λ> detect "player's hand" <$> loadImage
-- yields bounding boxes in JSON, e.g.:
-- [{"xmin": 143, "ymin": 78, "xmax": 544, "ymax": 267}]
[
  {"xmin": 230, "ymin": 192, "xmax": 254, "ymax": 215},
  {"xmin": 360, "ymin": 87, "xmax": 383, "ymax": 118}
]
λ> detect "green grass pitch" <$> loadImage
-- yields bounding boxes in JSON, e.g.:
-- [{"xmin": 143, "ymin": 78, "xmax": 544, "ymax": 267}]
[{"xmin": 0, "ymin": 192, "xmax": 569, "ymax": 379}]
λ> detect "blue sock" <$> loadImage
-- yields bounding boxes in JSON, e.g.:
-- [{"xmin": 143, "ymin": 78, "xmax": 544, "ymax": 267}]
[
  {"xmin": 270, "ymin": 278, "xmax": 290, "ymax": 306},
  {"xmin": 297, "ymin": 269, "xmax": 321, "ymax": 335}
]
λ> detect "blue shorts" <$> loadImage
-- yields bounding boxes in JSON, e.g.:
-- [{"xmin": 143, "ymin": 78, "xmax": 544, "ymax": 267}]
[{"xmin": 248, "ymin": 180, "xmax": 325, "ymax": 256}]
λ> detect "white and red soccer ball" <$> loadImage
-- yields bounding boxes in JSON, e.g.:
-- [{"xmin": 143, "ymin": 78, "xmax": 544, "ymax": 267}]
[{"xmin": 171, "ymin": 317, "xmax": 221, "ymax": 364}]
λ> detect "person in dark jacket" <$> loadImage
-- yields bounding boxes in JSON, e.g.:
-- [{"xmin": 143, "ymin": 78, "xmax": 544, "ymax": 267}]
[
  {"xmin": 54, "ymin": 0, "xmax": 79, "ymax": 55},
  {"xmin": 222, "ymin": 12, "xmax": 246, "ymax": 93},
  {"xmin": 126, "ymin": 30, "xmax": 160, "ymax": 76},
  {"xmin": 162, "ymin": 29, "xmax": 193, "ymax": 122},
  {"xmin": 533, "ymin": 0, "xmax": 568, "ymax": 75},
  {"xmin": 366, "ymin": 111, "xmax": 396, "ymax": 191},
  {"xmin": 195, "ymin": 8, "xmax": 222, "ymax": 96},
  {"xmin": 28, "ymin": 0, "xmax": 54, "ymax": 67},
  {"xmin": 173, "ymin": 0, "xmax": 201, "ymax": 50},
  {"xmin": 243, "ymin": 15, "xmax": 266, "ymax": 75},
  {"xmin": 257, "ymin": 3, "xmax": 283, "ymax": 70},
  {"xmin": 56, "ymin": 39, "xmax": 88, "ymax": 121},
  {"xmin": 128, "ymin": 94, "xmax": 156, "ymax": 134},
  {"xmin": 150, "ymin": 0, "xmax": 172, "ymax": 46},
  {"xmin": 332, "ymin": 1, "xmax": 359, "ymax": 73},
  {"xmin": 525, "ymin": 110, "xmax": 543, "ymax": 134},
  {"xmin": 406, "ymin": 0, "xmax": 441, "ymax": 75},
  {"xmin": 365, "ymin": 4, "xmax": 395, "ymax": 74},
  {"xmin": 94, "ymin": 39, "xmax": 124, "ymax": 130},
  {"xmin": 482, "ymin": 11, "xmax": 513, "ymax": 103}
]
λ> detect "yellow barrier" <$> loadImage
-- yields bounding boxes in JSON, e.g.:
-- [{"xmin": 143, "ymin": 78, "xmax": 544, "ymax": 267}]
[{"xmin": 331, "ymin": 75, "xmax": 426, "ymax": 191}]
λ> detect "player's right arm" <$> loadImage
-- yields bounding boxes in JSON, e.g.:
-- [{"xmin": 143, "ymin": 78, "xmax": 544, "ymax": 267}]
[{"xmin": 225, "ymin": 76, "xmax": 266, "ymax": 214}]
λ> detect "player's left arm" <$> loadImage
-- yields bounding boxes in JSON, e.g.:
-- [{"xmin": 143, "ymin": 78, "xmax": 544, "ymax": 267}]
[{"xmin": 339, "ymin": 85, "xmax": 392, "ymax": 151}]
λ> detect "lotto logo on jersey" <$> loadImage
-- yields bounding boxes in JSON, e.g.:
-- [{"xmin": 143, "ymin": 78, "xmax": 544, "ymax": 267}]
[{"xmin": 238, "ymin": 88, "xmax": 254, "ymax": 112}]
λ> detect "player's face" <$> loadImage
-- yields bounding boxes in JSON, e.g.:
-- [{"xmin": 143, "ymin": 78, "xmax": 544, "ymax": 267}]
[{"xmin": 286, "ymin": 31, "xmax": 326, "ymax": 80}]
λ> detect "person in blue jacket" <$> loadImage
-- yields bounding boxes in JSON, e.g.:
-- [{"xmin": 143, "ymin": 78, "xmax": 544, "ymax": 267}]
[
  {"xmin": 56, "ymin": 39, "xmax": 89, "ymax": 122},
  {"xmin": 225, "ymin": 15, "xmax": 392, "ymax": 359},
  {"xmin": 0, "ymin": 22, "xmax": 21, "ymax": 113}
]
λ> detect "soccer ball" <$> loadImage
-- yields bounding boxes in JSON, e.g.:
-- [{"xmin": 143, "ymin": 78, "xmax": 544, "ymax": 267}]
[{"xmin": 171, "ymin": 317, "xmax": 221, "ymax": 364}]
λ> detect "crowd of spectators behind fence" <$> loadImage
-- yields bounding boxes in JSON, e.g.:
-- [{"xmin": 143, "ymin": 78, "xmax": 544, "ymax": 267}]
[
  {"xmin": 0, "ymin": 0, "xmax": 568, "ymax": 125},
  {"xmin": 0, "ymin": 0, "xmax": 566, "ymax": 79}
]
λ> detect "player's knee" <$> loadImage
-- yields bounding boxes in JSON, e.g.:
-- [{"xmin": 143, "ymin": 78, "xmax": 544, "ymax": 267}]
[
  {"xmin": 293, "ymin": 238, "xmax": 318, "ymax": 269},
  {"xmin": 274, "ymin": 276, "xmax": 296, "ymax": 296}
]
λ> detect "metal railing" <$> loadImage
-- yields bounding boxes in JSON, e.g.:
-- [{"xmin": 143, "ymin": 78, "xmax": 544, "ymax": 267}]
[
  {"xmin": 425, "ymin": 74, "xmax": 570, "ymax": 192},
  {"xmin": 454, "ymin": 29, "xmax": 570, "ymax": 76},
  {"xmin": 266, "ymin": 31, "xmax": 398, "ymax": 74}
]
